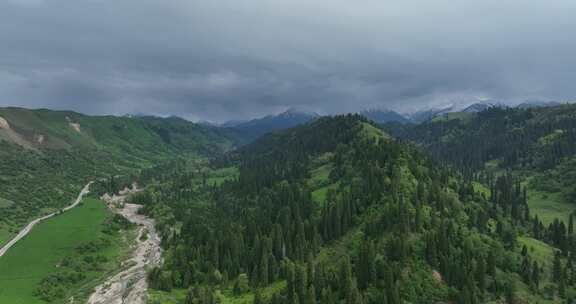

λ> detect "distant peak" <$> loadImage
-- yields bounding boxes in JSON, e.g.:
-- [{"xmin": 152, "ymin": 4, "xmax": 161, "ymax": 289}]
[
  {"xmin": 280, "ymin": 108, "xmax": 319, "ymax": 117},
  {"xmin": 360, "ymin": 108, "xmax": 396, "ymax": 114},
  {"xmin": 461, "ymin": 102, "xmax": 505, "ymax": 113}
]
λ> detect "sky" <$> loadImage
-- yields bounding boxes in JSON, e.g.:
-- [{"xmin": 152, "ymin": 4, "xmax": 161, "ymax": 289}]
[{"xmin": 1, "ymin": 0, "xmax": 576, "ymax": 122}]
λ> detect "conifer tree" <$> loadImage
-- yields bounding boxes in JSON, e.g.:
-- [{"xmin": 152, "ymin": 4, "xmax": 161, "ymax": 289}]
[
  {"xmin": 553, "ymin": 252, "xmax": 563, "ymax": 283},
  {"xmin": 340, "ymin": 256, "xmax": 353, "ymax": 300},
  {"xmin": 253, "ymin": 289, "xmax": 263, "ymax": 304},
  {"xmin": 295, "ymin": 265, "xmax": 308, "ymax": 304},
  {"xmin": 531, "ymin": 261, "xmax": 540, "ymax": 291},
  {"xmin": 307, "ymin": 285, "xmax": 317, "ymax": 304}
]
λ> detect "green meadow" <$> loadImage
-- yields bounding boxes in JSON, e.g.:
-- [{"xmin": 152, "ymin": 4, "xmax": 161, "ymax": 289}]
[
  {"xmin": 0, "ymin": 198, "xmax": 125, "ymax": 304},
  {"xmin": 205, "ymin": 166, "xmax": 239, "ymax": 186},
  {"xmin": 149, "ymin": 281, "xmax": 287, "ymax": 304},
  {"xmin": 527, "ymin": 189, "xmax": 574, "ymax": 225}
]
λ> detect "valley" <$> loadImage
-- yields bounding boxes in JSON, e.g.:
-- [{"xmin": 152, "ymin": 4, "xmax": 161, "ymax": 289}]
[
  {"xmin": 1, "ymin": 105, "xmax": 576, "ymax": 303},
  {"xmin": 0, "ymin": 107, "xmax": 237, "ymax": 248},
  {"xmin": 88, "ymin": 186, "xmax": 162, "ymax": 304}
]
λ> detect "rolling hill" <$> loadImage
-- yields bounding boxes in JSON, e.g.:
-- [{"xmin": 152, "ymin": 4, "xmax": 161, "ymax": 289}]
[{"xmin": 0, "ymin": 107, "xmax": 237, "ymax": 246}]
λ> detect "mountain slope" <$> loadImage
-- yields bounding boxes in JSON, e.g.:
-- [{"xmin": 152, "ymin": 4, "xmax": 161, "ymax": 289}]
[
  {"xmin": 383, "ymin": 104, "xmax": 576, "ymax": 171},
  {"xmin": 128, "ymin": 115, "xmax": 565, "ymax": 303},
  {"xmin": 0, "ymin": 107, "xmax": 236, "ymax": 158},
  {"xmin": 0, "ymin": 107, "xmax": 237, "ymax": 245},
  {"xmin": 382, "ymin": 104, "xmax": 576, "ymax": 217}
]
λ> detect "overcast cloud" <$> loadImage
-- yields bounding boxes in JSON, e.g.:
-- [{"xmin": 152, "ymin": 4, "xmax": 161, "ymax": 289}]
[{"xmin": 1, "ymin": 0, "xmax": 576, "ymax": 121}]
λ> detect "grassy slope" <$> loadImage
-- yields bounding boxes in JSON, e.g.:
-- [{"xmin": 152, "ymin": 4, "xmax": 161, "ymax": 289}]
[
  {"xmin": 483, "ymin": 160, "xmax": 576, "ymax": 225},
  {"xmin": 525, "ymin": 156, "xmax": 576, "ymax": 225},
  {"xmin": 311, "ymin": 183, "xmax": 339, "ymax": 204},
  {"xmin": 384, "ymin": 105, "xmax": 576, "ymax": 227},
  {"xmin": 0, "ymin": 198, "xmax": 124, "ymax": 304},
  {"xmin": 527, "ymin": 188, "xmax": 573, "ymax": 225},
  {"xmin": 306, "ymin": 151, "xmax": 334, "ymax": 203},
  {"xmin": 518, "ymin": 237, "xmax": 556, "ymax": 267},
  {"xmin": 206, "ymin": 166, "xmax": 239, "ymax": 186},
  {"xmin": 513, "ymin": 237, "xmax": 572, "ymax": 303},
  {"xmin": 0, "ymin": 107, "xmax": 237, "ymax": 246},
  {"xmin": 360, "ymin": 121, "xmax": 391, "ymax": 142},
  {"xmin": 0, "ymin": 107, "xmax": 234, "ymax": 159},
  {"xmin": 149, "ymin": 282, "xmax": 287, "ymax": 304}
]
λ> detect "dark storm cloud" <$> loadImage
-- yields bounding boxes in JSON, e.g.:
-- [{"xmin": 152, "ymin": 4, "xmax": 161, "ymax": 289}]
[{"xmin": 1, "ymin": 0, "xmax": 576, "ymax": 121}]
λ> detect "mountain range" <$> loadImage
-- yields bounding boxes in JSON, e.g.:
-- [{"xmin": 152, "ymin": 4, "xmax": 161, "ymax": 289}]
[
  {"xmin": 218, "ymin": 100, "xmax": 567, "ymax": 136},
  {"xmin": 2, "ymin": 102, "xmax": 576, "ymax": 303}
]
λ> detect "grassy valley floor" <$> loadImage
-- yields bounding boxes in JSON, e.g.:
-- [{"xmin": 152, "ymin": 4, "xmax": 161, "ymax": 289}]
[{"xmin": 0, "ymin": 198, "xmax": 132, "ymax": 304}]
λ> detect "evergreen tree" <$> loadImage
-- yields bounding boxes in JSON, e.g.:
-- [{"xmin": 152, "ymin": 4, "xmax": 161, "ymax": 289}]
[
  {"xmin": 340, "ymin": 256, "xmax": 353, "ymax": 300},
  {"xmin": 307, "ymin": 285, "xmax": 317, "ymax": 304},
  {"xmin": 504, "ymin": 280, "xmax": 515, "ymax": 304},
  {"xmin": 553, "ymin": 252, "xmax": 563, "ymax": 283},
  {"xmin": 253, "ymin": 289, "xmax": 263, "ymax": 304},
  {"xmin": 531, "ymin": 261, "xmax": 540, "ymax": 291},
  {"xmin": 295, "ymin": 265, "xmax": 308, "ymax": 304}
]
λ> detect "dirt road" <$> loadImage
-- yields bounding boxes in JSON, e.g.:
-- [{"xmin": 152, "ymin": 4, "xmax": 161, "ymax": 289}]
[
  {"xmin": 88, "ymin": 187, "xmax": 162, "ymax": 304},
  {"xmin": 0, "ymin": 182, "xmax": 93, "ymax": 258}
]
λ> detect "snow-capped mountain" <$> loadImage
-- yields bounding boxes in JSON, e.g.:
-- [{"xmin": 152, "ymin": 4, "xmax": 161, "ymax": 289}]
[
  {"xmin": 462, "ymin": 101, "xmax": 505, "ymax": 113},
  {"xmin": 407, "ymin": 99, "xmax": 505, "ymax": 122}
]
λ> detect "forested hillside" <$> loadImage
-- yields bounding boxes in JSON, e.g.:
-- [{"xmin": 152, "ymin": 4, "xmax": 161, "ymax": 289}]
[
  {"xmin": 0, "ymin": 107, "xmax": 236, "ymax": 245},
  {"xmin": 122, "ymin": 115, "xmax": 575, "ymax": 303},
  {"xmin": 383, "ymin": 105, "xmax": 576, "ymax": 219},
  {"xmin": 383, "ymin": 105, "xmax": 576, "ymax": 172}
]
